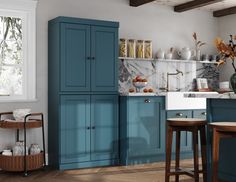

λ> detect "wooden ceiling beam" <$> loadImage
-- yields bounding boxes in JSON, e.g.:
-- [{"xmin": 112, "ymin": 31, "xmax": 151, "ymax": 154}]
[
  {"xmin": 213, "ymin": 6, "xmax": 236, "ymax": 17},
  {"xmin": 130, "ymin": 0, "xmax": 155, "ymax": 7},
  {"xmin": 174, "ymin": 0, "xmax": 223, "ymax": 12}
]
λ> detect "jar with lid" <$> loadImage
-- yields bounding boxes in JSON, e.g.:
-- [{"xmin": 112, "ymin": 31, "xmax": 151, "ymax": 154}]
[
  {"xmin": 29, "ymin": 144, "xmax": 41, "ymax": 155},
  {"xmin": 13, "ymin": 141, "xmax": 28, "ymax": 156},
  {"xmin": 119, "ymin": 39, "xmax": 127, "ymax": 57},
  {"xmin": 136, "ymin": 40, "xmax": 144, "ymax": 58},
  {"xmin": 144, "ymin": 40, "xmax": 152, "ymax": 59},
  {"xmin": 127, "ymin": 39, "xmax": 136, "ymax": 58}
]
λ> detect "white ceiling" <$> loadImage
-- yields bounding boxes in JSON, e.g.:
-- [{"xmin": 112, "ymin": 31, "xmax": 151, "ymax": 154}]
[{"xmin": 153, "ymin": 0, "xmax": 236, "ymax": 11}]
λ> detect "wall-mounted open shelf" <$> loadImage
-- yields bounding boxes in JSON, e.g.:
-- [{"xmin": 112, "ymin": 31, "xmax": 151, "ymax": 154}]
[
  {"xmin": 119, "ymin": 57, "xmax": 218, "ymax": 64},
  {"xmin": 118, "ymin": 57, "xmax": 154, "ymax": 61}
]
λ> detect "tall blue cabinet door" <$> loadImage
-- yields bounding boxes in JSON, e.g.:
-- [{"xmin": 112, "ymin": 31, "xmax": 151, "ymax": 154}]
[
  {"xmin": 90, "ymin": 26, "xmax": 118, "ymax": 92},
  {"xmin": 90, "ymin": 95, "xmax": 119, "ymax": 161},
  {"xmin": 60, "ymin": 95, "xmax": 91, "ymax": 164},
  {"xmin": 128, "ymin": 97, "xmax": 165, "ymax": 157},
  {"xmin": 60, "ymin": 23, "xmax": 90, "ymax": 92}
]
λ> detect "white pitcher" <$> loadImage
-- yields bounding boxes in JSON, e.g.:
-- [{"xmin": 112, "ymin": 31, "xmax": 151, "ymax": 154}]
[{"xmin": 178, "ymin": 47, "xmax": 194, "ymax": 60}]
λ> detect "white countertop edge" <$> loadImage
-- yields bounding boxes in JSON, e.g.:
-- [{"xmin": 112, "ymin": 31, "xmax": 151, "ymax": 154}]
[{"xmin": 184, "ymin": 92, "xmax": 236, "ymax": 99}]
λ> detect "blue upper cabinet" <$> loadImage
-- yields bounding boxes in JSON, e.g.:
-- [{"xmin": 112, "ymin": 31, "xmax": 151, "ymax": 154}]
[
  {"xmin": 58, "ymin": 17, "xmax": 119, "ymax": 93},
  {"xmin": 61, "ymin": 23, "xmax": 91, "ymax": 92},
  {"xmin": 91, "ymin": 26, "xmax": 118, "ymax": 92}
]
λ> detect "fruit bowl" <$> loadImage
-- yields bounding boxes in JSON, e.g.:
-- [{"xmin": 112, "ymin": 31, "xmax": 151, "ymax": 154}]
[{"xmin": 133, "ymin": 82, "xmax": 147, "ymax": 92}]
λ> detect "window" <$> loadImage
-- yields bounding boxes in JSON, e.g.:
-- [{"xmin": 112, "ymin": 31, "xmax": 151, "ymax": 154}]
[{"xmin": 0, "ymin": 0, "xmax": 37, "ymax": 102}]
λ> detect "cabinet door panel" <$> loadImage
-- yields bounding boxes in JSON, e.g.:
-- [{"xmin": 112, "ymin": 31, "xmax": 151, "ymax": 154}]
[
  {"xmin": 128, "ymin": 97, "xmax": 165, "ymax": 156},
  {"xmin": 61, "ymin": 23, "xmax": 90, "ymax": 91},
  {"xmin": 91, "ymin": 26, "xmax": 118, "ymax": 92},
  {"xmin": 90, "ymin": 95, "xmax": 118, "ymax": 161},
  {"xmin": 193, "ymin": 109, "xmax": 207, "ymax": 120},
  {"xmin": 60, "ymin": 95, "xmax": 90, "ymax": 163},
  {"xmin": 166, "ymin": 110, "xmax": 192, "ymax": 152}
]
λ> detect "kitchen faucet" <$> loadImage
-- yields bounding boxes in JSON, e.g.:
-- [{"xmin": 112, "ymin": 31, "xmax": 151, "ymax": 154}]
[{"xmin": 166, "ymin": 69, "xmax": 184, "ymax": 92}]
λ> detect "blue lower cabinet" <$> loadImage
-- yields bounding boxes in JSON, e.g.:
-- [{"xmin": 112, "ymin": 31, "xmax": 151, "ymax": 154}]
[
  {"xmin": 59, "ymin": 95, "xmax": 118, "ymax": 169},
  {"xmin": 90, "ymin": 95, "xmax": 119, "ymax": 161},
  {"xmin": 60, "ymin": 95, "xmax": 91, "ymax": 164},
  {"xmin": 120, "ymin": 96, "xmax": 166, "ymax": 165}
]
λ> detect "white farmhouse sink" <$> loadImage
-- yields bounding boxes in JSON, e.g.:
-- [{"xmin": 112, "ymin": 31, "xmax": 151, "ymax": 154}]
[{"xmin": 166, "ymin": 92, "xmax": 218, "ymax": 110}]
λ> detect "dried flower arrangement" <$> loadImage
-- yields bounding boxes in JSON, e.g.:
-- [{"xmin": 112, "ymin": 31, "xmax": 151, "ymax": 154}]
[
  {"xmin": 193, "ymin": 32, "xmax": 206, "ymax": 61},
  {"xmin": 193, "ymin": 32, "xmax": 206, "ymax": 49},
  {"xmin": 214, "ymin": 35, "xmax": 236, "ymax": 72}
]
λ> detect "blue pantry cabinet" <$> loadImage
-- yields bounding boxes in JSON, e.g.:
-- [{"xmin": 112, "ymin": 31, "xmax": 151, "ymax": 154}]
[
  {"xmin": 120, "ymin": 96, "xmax": 166, "ymax": 165},
  {"xmin": 48, "ymin": 17, "xmax": 119, "ymax": 170}
]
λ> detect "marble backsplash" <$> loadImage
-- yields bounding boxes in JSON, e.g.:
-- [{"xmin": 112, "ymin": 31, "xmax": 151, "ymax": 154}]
[{"xmin": 119, "ymin": 59, "xmax": 219, "ymax": 94}]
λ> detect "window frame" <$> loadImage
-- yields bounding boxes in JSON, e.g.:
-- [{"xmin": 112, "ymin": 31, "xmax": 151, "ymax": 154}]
[{"xmin": 0, "ymin": 0, "xmax": 37, "ymax": 102}]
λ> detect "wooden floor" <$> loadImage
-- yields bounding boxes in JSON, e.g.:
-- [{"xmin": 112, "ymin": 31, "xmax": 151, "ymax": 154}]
[{"xmin": 0, "ymin": 160, "xmax": 203, "ymax": 182}]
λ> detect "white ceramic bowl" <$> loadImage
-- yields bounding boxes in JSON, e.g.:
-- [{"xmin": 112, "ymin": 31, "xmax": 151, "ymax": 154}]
[
  {"xmin": 133, "ymin": 82, "xmax": 148, "ymax": 88},
  {"xmin": 13, "ymin": 108, "xmax": 31, "ymax": 122}
]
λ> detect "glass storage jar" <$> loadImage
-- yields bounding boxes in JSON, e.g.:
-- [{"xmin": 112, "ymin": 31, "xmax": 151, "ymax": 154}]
[
  {"xmin": 144, "ymin": 40, "xmax": 152, "ymax": 59},
  {"xmin": 136, "ymin": 40, "xmax": 144, "ymax": 58},
  {"xmin": 29, "ymin": 144, "xmax": 41, "ymax": 155},
  {"xmin": 127, "ymin": 39, "xmax": 136, "ymax": 58},
  {"xmin": 13, "ymin": 141, "xmax": 28, "ymax": 156},
  {"xmin": 119, "ymin": 39, "xmax": 127, "ymax": 57}
]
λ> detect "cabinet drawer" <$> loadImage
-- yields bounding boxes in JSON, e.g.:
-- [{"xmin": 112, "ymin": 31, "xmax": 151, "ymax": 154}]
[
  {"xmin": 166, "ymin": 110, "xmax": 192, "ymax": 119},
  {"xmin": 193, "ymin": 110, "xmax": 207, "ymax": 119}
]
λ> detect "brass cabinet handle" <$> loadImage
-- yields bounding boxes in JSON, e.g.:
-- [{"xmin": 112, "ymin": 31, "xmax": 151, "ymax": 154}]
[
  {"xmin": 176, "ymin": 113, "xmax": 183, "ymax": 117},
  {"xmin": 144, "ymin": 99, "xmax": 151, "ymax": 103}
]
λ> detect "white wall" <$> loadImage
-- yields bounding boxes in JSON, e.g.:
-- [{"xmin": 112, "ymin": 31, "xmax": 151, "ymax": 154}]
[
  {"xmin": 0, "ymin": 0, "xmax": 219, "ymax": 151},
  {"xmin": 218, "ymin": 14, "xmax": 236, "ymax": 81}
]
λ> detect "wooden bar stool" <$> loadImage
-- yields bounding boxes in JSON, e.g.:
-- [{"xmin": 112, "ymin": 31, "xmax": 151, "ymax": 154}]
[
  {"xmin": 209, "ymin": 122, "xmax": 236, "ymax": 182},
  {"xmin": 165, "ymin": 118, "xmax": 207, "ymax": 182}
]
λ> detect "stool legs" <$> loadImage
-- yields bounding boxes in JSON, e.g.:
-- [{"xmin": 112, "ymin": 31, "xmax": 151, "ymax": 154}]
[
  {"xmin": 212, "ymin": 128, "xmax": 220, "ymax": 182},
  {"xmin": 175, "ymin": 131, "xmax": 181, "ymax": 182},
  {"xmin": 165, "ymin": 125, "xmax": 173, "ymax": 182},
  {"xmin": 200, "ymin": 126, "xmax": 207, "ymax": 182},
  {"xmin": 165, "ymin": 123, "xmax": 207, "ymax": 182},
  {"xmin": 193, "ymin": 127, "xmax": 199, "ymax": 182}
]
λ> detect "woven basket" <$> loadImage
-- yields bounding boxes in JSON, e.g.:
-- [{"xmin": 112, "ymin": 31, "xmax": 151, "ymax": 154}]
[{"xmin": 0, "ymin": 152, "xmax": 44, "ymax": 172}]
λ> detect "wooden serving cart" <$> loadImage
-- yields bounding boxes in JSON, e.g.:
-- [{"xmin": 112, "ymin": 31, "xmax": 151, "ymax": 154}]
[{"xmin": 0, "ymin": 112, "xmax": 46, "ymax": 176}]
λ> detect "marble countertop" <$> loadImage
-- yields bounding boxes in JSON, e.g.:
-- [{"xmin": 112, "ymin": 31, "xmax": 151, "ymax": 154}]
[
  {"xmin": 184, "ymin": 92, "xmax": 236, "ymax": 99},
  {"xmin": 120, "ymin": 91, "xmax": 236, "ymax": 99},
  {"xmin": 119, "ymin": 92, "xmax": 167, "ymax": 96}
]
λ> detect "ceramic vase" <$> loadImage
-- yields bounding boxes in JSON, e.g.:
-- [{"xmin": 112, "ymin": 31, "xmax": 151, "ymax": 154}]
[
  {"xmin": 230, "ymin": 72, "xmax": 236, "ymax": 93},
  {"xmin": 29, "ymin": 144, "xmax": 41, "ymax": 155},
  {"xmin": 196, "ymin": 49, "xmax": 201, "ymax": 61}
]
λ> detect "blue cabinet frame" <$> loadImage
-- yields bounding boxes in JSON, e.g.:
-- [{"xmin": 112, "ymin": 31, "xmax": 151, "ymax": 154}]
[
  {"xmin": 60, "ymin": 21, "xmax": 118, "ymax": 93},
  {"xmin": 120, "ymin": 96, "xmax": 166, "ymax": 165},
  {"xmin": 48, "ymin": 17, "xmax": 119, "ymax": 170}
]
